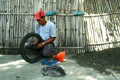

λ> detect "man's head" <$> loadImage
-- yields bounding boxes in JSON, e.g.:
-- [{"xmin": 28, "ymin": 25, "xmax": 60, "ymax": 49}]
[{"xmin": 34, "ymin": 10, "xmax": 46, "ymax": 25}]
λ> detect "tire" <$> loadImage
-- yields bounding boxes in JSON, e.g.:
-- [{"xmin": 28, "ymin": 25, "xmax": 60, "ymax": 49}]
[{"xmin": 20, "ymin": 33, "xmax": 43, "ymax": 63}]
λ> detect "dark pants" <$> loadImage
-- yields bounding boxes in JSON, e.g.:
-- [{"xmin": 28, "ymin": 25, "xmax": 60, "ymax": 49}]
[
  {"xmin": 38, "ymin": 36, "xmax": 55, "ymax": 57},
  {"xmin": 42, "ymin": 43, "xmax": 55, "ymax": 57}
]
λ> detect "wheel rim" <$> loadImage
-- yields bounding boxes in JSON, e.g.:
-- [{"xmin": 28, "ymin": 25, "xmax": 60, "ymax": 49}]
[{"xmin": 22, "ymin": 35, "xmax": 42, "ymax": 62}]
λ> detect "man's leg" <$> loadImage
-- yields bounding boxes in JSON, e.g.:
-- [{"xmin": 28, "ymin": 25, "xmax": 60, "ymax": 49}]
[{"xmin": 42, "ymin": 43, "xmax": 55, "ymax": 58}]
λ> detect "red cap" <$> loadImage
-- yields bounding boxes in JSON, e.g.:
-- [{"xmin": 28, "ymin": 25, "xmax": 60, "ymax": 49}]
[{"xmin": 34, "ymin": 10, "xmax": 45, "ymax": 20}]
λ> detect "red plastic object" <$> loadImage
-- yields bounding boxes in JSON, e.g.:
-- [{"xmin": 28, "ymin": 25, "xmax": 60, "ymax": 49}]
[{"xmin": 54, "ymin": 51, "xmax": 66, "ymax": 62}]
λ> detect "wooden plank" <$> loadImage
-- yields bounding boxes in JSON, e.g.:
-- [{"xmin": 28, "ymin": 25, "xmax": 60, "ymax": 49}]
[
  {"xmin": 0, "ymin": 0, "xmax": 2, "ymax": 45},
  {"xmin": 5, "ymin": 16, "xmax": 10, "ymax": 46},
  {"xmin": 71, "ymin": 16, "xmax": 76, "ymax": 46},
  {"xmin": 0, "ymin": 19, "xmax": 2, "ymax": 45}
]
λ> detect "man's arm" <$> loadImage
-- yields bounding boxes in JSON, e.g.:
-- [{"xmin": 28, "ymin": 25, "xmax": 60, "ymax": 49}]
[
  {"xmin": 43, "ymin": 37, "xmax": 56, "ymax": 45},
  {"xmin": 37, "ymin": 37, "xmax": 56, "ymax": 48}
]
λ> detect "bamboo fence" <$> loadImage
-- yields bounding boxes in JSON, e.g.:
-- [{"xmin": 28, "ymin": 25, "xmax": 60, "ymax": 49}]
[{"xmin": 0, "ymin": 0, "xmax": 120, "ymax": 54}]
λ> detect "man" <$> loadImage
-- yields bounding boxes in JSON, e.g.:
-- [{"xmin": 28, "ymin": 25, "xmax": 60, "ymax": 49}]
[{"xmin": 34, "ymin": 10, "xmax": 56, "ymax": 58}]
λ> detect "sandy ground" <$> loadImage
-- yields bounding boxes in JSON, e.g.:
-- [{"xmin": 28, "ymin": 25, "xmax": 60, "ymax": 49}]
[{"xmin": 0, "ymin": 47, "xmax": 120, "ymax": 80}]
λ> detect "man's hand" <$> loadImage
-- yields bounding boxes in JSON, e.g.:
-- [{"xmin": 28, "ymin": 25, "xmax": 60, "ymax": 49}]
[{"xmin": 37, "ymin": 42, "xmax": 45, "ymax": 48}]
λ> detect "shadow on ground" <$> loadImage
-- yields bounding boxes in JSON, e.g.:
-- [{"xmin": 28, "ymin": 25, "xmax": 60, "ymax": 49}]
[
  {"xmin": 72, "ymin": 47, "xmax": 120, "ymax": 75},
  {"xmin": 0, "ymin": 55, "xmax": 22, "ymax": 64}
]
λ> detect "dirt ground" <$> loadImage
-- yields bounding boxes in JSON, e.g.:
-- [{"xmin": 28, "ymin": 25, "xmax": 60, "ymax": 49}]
[
  {"xmin": 0, "ymin": 47, "xmax": 120, "ymax": 80},
  {"xmin": 73, "ymin": 47, "xmax": 120, "ymax": 75}
]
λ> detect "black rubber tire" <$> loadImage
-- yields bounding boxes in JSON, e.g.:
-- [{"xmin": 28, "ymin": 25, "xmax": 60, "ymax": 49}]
[{"xmin": 20, "ymin": 33, "xmax": 43, "ymax": 63}]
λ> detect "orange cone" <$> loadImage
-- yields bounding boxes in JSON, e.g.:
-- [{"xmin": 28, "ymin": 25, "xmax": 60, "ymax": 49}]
[{"xmin": 54, "ymin": 51, "xmax": 66, "ymax": 62}]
